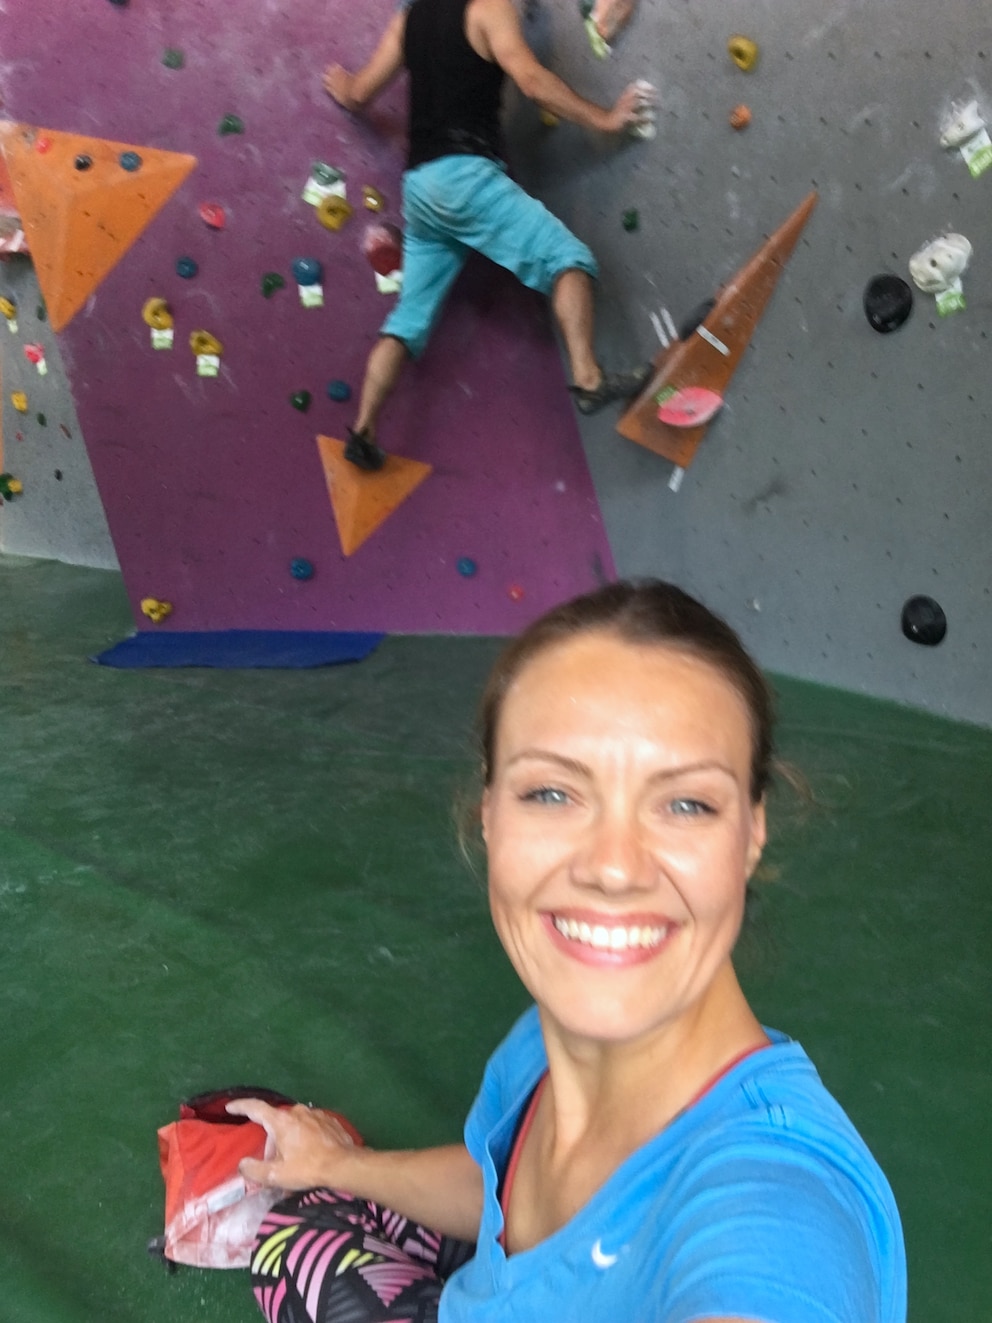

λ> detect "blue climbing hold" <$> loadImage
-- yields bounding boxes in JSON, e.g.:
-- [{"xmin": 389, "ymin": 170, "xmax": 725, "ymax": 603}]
[
  {"xmin": 456, "ymin": 557, "xmax": 478, "ymax": 578},
  {"xmin": 290, "ymin": 558, "xmax": 315, "ymax": 581},
  {"xmin": 326, "ymin": 379, "xmax": 352, "ymax": 402},
  {"xmin": 176, "ymin": 257, "xmax": 199, "ymax": 279},
  {"xmin": 119, "ymin": 151, "xmax": 142, "ymax": 172},
  {"xmin": 292, "ymin": 257, "xmax": 323, "ymax": 286}
]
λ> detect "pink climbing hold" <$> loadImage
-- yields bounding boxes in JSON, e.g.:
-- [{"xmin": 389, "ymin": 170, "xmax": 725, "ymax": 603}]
[
  {"xmin": 656, "ymin": 385, "xmax": 724, "ymax": 428},
  {"xmin": 198, "ymin": 201, "xmax": 226, "ymax": 230}
]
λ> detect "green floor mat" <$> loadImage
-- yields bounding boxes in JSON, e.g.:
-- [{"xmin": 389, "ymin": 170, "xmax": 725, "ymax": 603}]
[{"xmin": 1, "ymin": 554, "xmax": 989, "ymax": 1321}]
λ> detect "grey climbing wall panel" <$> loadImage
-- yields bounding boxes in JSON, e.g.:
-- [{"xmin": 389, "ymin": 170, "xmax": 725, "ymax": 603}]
[
  {"xmin": 510, "ymin": 0, "xmax": 991, "ymax": 727},
  {"xmin": 0, "ymin": 258, "xmax": 118, "ymax": 569}
]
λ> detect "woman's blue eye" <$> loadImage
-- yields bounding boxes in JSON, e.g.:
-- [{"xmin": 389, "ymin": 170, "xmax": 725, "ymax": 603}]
[
  {"xmin": 670, "ymin": 798, "xmax": 714, "ymax": 816},
  {"xmin": 523, "ymin": 786, "xmax": 570, "ymax": 805}
]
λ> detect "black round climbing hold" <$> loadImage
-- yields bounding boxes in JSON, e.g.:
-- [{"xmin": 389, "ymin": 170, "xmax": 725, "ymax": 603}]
[
  {"xmin": 74, "ymin": 154, "xmax": 93, "ymax": 171},
  {"xmin": 680, "ymin": 298, "xmax": 717, "ymax": 340},
  {"xmin": 864, "ymin": 275, "xmax": 913, "ymax": 334},
  {"xmin": 901, "ymin": 595, "xmax": 946, "ymax": 646}
]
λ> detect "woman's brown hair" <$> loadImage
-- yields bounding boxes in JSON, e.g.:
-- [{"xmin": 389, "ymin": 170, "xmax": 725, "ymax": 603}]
[{"xmin": 476, "ymin": 579, "xmax": 775, "ymax": 803}]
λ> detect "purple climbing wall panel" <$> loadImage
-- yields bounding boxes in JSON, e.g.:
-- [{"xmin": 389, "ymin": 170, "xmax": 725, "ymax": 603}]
[{"xmin": 0, "ymin": 1, "xmax": 613, "ymax": 633}]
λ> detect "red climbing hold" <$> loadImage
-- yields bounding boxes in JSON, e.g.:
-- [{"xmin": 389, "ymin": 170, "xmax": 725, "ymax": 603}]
[
  {"xmin": 198, "ymin": 202, "xmax": 226, "ymax": 230},
  {"xmin": 362, "ymin": 223, "xmax": 403, "ymax": 278},
  {"xmin": 656, "ymin": 386, "xmax": 724, "ymax": 428}
]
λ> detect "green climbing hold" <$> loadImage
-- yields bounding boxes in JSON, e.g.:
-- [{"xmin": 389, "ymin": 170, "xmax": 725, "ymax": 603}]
[
  {"xmin": 218, "ymin": 114, "xmax": 245, "ymax": 136},
  {"xmin": 37, "ymin": 304, "xmax": 47, "ymax": 322},
  {"xmin": 290, "ymin": 391, "xmax": 312, "ymax": 413},
  {"xmin": 578, "ymin": 0, "xmax": 593, "ymax": 16},
  {"xmin": 622, "ymin": 208, "xmax": 639, "ymax": 232},
  {"xmin": 311, "ymin": 162, "xmax": 342, "ymax": 187},
  {"xmin": 162, "ymin": 48, "xmax": 185, "ymax": 69},
  {"xmin": 261, "ymin": 272, "xmax": 286, "ymax": 298},
  {"xmin": 36, "ymin": 412, "xmax": 47, "ymax": 426}
]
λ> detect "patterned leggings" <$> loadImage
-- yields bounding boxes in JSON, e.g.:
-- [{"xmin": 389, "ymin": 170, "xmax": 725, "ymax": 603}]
[{"xmin": 250, "ymin": 1189, "xmax": 476, "ymax": 1323}]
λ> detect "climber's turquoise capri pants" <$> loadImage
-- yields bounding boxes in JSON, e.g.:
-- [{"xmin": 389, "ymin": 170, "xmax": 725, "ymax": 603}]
[{"xmin": 380, "ymin": 153, "xmax": 598, "ymax": 358}]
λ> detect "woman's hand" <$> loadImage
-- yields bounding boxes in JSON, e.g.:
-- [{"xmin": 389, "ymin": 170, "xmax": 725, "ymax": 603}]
[{"xmin": 226, "ymin": 1098, "xmax": 358, "ymax": 1190}]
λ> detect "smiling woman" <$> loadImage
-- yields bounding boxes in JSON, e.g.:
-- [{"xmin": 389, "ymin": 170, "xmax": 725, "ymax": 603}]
[{"xmin": 234, "ymin": 581, "xmax": 907, "ymax": 1323}]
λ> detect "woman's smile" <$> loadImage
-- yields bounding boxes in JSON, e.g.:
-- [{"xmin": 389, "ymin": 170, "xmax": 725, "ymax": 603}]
[{"xmin": 544, "ymin": 910, "xmax": 679, "ymax": 965}]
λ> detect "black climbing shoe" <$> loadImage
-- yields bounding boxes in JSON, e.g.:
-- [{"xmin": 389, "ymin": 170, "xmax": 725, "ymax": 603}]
[
  {"xmin": 569, "ymin": 364, "xmax": 653, "ymax": 416},
  {"xmin": 344, "ymin": 427, "xmax": 386, "ymax": 472}
]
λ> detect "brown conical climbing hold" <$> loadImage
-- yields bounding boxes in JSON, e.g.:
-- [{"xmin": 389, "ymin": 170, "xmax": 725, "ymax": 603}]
[
  {"xmin": 617, "ymin": 190, "xmax": 818, "ymax": 468},
  {"xmin": 0, "ymin": 122, "xmax": 197, "ymax": 332},
  {"xmin": 315, "ymin": 435, "xmax": 432, "ymax": 557}
]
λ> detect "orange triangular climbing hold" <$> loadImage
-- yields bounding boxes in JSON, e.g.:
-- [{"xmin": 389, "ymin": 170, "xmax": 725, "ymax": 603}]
[
  {"xmin": 316, "ymin": 436, "xmax": 433, "ymax": 556},
  {"xmin": 617, "ymin": 190, "xmax": 818, "ymax": 468},
  {"xmin": 0, "ymin": 122, "xmax": 197, "ymax": 332}
]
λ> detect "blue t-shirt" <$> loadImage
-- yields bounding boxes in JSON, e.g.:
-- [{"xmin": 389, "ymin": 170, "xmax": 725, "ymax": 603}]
[{"xmin": 440, "ymin": 1007, "xmax": 906, "ymax": 1323}]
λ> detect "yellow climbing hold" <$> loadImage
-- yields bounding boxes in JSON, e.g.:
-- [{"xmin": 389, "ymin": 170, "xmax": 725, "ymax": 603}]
[
  {"xmin": 361, "ymin": 186, "xmax": 384, "ymax": 212},
  {"xmin": 141, "ymin": 296, "xmax": 174, "ymax": 330},
  {"xmin": 0, "ymin": 297, "xmax": 17, "ymax": 320},
  {"xmin": 140, "ymin": 597, "xmax": 173, "ymax": 623},
  {"xmin": 189, "ymin": 330, "xmax": 222, "ymax": 357},
  {"xmin": 539, "ymin": 109, "xmax": 560, "ymax": 128},
  {"xmin": 11, "ymin": 391, "xmax": 28, "ymax": 412},
  {"xmin": 317, "ymin": 193, "xmax": 354, "ymax": 231},
  {"xmin": 728, "ymin": 35, "xmax": 759, "ymax": 71}
]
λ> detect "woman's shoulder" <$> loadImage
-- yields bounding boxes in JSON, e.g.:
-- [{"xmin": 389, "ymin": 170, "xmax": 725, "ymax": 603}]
[{"xmin": 686, "ymin": 1029, "xmax": 886, "ymax": 1173}]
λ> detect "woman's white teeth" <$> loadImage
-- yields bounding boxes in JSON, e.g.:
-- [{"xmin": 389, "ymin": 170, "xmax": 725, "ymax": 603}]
[{"xmin": 554, "ymin": 917, "xmax": 668, "ymax": 949}]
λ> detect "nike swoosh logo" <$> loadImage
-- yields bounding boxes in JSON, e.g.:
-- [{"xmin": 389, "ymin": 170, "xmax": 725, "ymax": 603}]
[{"xmin": 591, "ymin": 1238, "xmax": 619, "ymax": 1269}]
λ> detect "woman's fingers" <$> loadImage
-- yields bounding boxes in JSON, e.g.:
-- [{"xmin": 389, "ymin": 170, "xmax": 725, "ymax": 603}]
[
  {"xmin": 225, "ymin": 1097, "xmax": 279, "ymax": 1133},
  {"xmin": 239, "ymin": 1155, "xmax": 279, "ymax": 1186}
]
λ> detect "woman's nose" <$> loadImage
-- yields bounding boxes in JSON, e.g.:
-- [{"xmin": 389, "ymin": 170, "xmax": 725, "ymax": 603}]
[{"xmin": 570, "ymin": 810, "xmax": 653, "ymax": 894}]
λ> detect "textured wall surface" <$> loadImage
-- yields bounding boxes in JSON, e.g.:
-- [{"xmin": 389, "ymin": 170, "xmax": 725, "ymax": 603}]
[
  {"xmin": 0, "ymin": 0, "xmax": 613, "ymax": 636},
  {"xmin": 0, "ymin": 258, "xmax": 117, "ymax": 569},
  {"xmin": 509, "ymin": 0, "xmax": 992, "ymax": 726},
  {"xmin": 1, "ymin": 0, "xmax": 989, "ymax": 723}
]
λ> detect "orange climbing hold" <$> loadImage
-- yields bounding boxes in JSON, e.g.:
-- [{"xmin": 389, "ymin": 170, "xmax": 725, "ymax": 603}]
[
  {"xmin": 315, "ymin": 435, "xmax": 432, "ymax": 557},
  {"xmin": 0, "ymin": 122, "xmax": 196, "ymax": 332},
  {"xmin": 617, "ymin": 191, "xmax": 818, "ymax": 469}
]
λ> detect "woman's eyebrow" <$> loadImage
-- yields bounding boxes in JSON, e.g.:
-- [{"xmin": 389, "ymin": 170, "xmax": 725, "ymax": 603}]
[
  {"xmin": 504, "ymin": 750, "xmax": 591, "ymax": 776},
  {"xmin": 504, "ymin": 751, "xmax": 735, "ymax": 781}
]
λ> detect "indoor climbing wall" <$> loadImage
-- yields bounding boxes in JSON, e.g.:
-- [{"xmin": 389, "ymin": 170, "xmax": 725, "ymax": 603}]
[
  {"xmin": 1, "ymin": 0, "xmax": 989, "ymax": 725},
  {"xmin": 507, "ymin": 0, "xmax": 992, "ymax": 726},
  {"xmin": 0, "ymin": 257, "xmax": 117, "ymax": 569},
  {"xmin": 0, "ymin": 0, "xmax": 613, "ymax": 638}
]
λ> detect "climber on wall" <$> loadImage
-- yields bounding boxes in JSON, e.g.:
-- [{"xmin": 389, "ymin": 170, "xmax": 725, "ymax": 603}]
[{"xmin": 324, "ymin": 0, "xmax": 656, "ymax": 470}]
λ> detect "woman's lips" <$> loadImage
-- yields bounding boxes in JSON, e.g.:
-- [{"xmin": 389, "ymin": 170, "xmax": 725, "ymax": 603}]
[{"xmin": 542, "ymin": 910, "xmax": 678, "ymax": 966}]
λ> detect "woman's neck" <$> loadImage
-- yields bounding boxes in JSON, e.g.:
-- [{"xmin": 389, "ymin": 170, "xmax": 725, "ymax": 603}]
[{"xmin": 536, "ymin": 963, "xmax": 768, "ymax": 1156}]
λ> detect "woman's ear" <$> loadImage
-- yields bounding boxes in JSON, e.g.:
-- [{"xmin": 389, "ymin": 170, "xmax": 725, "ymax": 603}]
[
  {"xmin": 746, "ymin": 797, "xmax": 767, "ymax": 877},
  {"xmin": 480, "ymin": 787, "xmax": 491, "ymax": 844}
]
